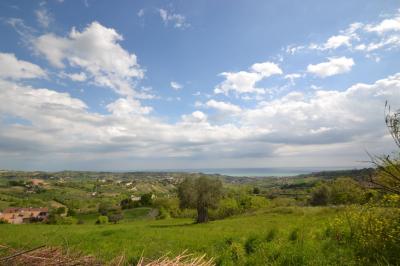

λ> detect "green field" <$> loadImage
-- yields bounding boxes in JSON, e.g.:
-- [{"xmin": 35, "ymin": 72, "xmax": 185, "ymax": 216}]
[{"xmin": 0, "ymin": 206, "xmax": 356, "ymax": 265}]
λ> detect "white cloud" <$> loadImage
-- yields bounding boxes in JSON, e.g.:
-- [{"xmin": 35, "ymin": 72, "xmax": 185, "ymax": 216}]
[
  {"xmin": 251, "ymin": 62, "xmax": 283, "ymax": 77},
  {"xmin": 205, "ymin": 99, "xmax": 241, "ymax": 113},
  {"xmin": 0, "ymin": 72, "xmax": 399, "ymax": 169},
  {"xmin": 59, "ymin": 71, "xmax": 87, "ymax": 82},
  {"xmin": 365, "ymin": 16, "xmax": 400, "ymax": 34},
  {"xmin": 0, "ymin": 53, "xmax": 46, "ymax": 80},
  {"xmin": 307, "ymin": 57, "xmax": 354, "ymax": 78},
  {"xmin": 181, "ymin": 111, "xmax": 208, "ymax": 123},
  {"xmin": 214, "ymin": 61, "xmax": 282, "ymax": 95},
  {"xmin": 137, "ymin": 9, "xmax": 145, "ymax": 17},
  {"xmin": 323, "ymin": 35, "xmax": 351, "ymax": 49},
  {"xmin": 170, "ymin": 81, "xmax": 183, "ymax": 90},
  {"xmin": 35, "ymin": 7, "xmax": 53, "ymax": 28},
  {"xmin": 106, "ymin": 97, "xmax": 152, "ymax": 116},
  {"xmin": 158, "ymin": 8, "xmax": 190, "ymax": 29},
  {"xmin": 284, "ymin": 73, "xmax": 301, "ymax": 85},
  {"xmin": 34, "ymin": 21, "xmax": 144, "ymax": 97},
  {"xmin": 284, "ymin": 12, "xmax": 396, "ymax": 55}
]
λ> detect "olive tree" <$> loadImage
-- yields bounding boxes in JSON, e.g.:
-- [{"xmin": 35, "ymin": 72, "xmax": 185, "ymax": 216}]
[{"xmin": 177, "ymin": 176, "xmax": 223, "ymax": 223}]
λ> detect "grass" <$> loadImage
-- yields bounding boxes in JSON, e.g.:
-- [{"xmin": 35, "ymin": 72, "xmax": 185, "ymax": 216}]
[
  {"xmin": 0, "ymin": 206, "xmax": 355, "ymax": 265},
  {"xmin": 76, "ymin": 207, "xmax": 153, "ymax": 224}
]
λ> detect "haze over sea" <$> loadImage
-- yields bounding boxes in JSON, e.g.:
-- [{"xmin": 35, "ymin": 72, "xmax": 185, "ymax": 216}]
[{"xmin": 143, "ymin": 167, "xmax": 360, "ymax": 177}]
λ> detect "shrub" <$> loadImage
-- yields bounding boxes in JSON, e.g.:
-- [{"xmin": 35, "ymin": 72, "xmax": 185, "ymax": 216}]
[
  {"xmin": 215, "ymin": 198, "xmax": 240, "ymax": 219},
  {"xmin": 156, "ymin": 207, "xmax": 170, "ymax": 220},
  {"xmin": 266, "ymin": 228, "xmax": 278, "ymax": 242},
  {"xmin": 96, "ymin": 215, "xmax": 109, "ymax": 224},
  {"xmin": 58, "ymin": 216, "xmax": 77, "ymax": 225},
  {"xmin": 140, "ymin": 193, "xmax": 154, "ymax": 206},
  {"xmin": 327, "ymin": 205, "xmax": 400, "ymax": 264},
  {"xmin": 244, "ymin": 235, "xmax": 263, "ymax": 254},
  {"xmin": 228, "ymin": 242, "xmax": 246, "ymax": 264},
  {"xmin": 329, "ymin": 178, "xmax": 365, "ymax": 205},
  {"xmin": 288, "ymin": 228, "xmax": 300, "ymax": 241},
  {"xmin": 309, "ymin": 184, "xmax": 330, "ymax": 206},
  {"xmin": 56, "ymin": 207, "xmax": 66, "ymax": 215}
]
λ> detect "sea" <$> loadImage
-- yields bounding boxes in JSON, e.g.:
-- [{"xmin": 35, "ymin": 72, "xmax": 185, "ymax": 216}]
[{"xmin": 149, "ymin": 167, "xmax": 358, "ymax": 177}]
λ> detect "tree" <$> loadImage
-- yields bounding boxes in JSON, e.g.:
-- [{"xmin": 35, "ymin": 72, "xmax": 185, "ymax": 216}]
[
  {"xmin": 108, "ymin": 209, "xmax": 123, "ymax": 224},
  {"xmin": 98, "ymin": 202, "xmax": 116, "ymax": 216},
  {"xmin": 368, "ymin": 103, "xmax": 400, "ymax": 195},
  {"xmin": 140, "ymin": 193, "xmax": 154, "ymax": 206},
  {"xmin": 178, "ymin": 176, "xmax": 223, "ymax": 223},
  {"xmin": 309, "ymin": 184, "xmax": 330, "ymax": 206},
  {"xmin": 253, "ymin": 187, "xmax": 261, "ymax": 194}
]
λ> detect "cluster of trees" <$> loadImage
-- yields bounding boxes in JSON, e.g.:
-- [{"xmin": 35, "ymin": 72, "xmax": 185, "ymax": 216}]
[
  {"xmin": 120, "ymin": 193, "xmax": 154, "ymax": 209},
  {"xmin": 97, "ymin": 202, "xmax": 124, "ymax": 224},
  {"xmin": 309, "ymin": 177, "xmax": 371, "ymax": 206}
]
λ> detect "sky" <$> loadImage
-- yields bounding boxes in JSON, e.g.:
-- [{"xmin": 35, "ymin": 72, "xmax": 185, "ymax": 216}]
[{"xmin": 0, "ymin": 0, "xmax": 400, "ymax": 171}]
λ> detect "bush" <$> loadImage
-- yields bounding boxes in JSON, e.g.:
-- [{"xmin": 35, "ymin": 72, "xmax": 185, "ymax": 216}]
[
  {"xmin": 310, "ymin": 184, "xmax": 330, "ymax": 206},
  {"xmin": 140, "ymin": 193, "xmax": 154, "ymax": 206},
  {"xmin": 67, "ymin": 208, "xmax": 76, "ymax": 216},
  {"xmin": 56, "ymin": 207, "xmax": 66, "ymax": 215},
  {"xmin": 156, "ymin": 207, "xmax": 170, "ymax": 220},
  {"xmin": 327, "ymin": 205, "xmax": 400, "ymax": 264},
  {"xmin": 244, "ymin": 235, "xmax": 263, "ymax": 254},
  {"xmin": 58, "ymin": 216, "xmax": 77, "ymax": 225},
  {"xmin": 288, "ymin": 228, "xmax": 300, "ymax": 241},
  {"xmin": 215, "ymin": 198, "xmax": 240, "ymax": 219},
  {"xmin": 329, "ymin": 178, "xmax": 365, "ymax": 205},
  {"xmin": 96, "ymin": 215, "xmax": 109, "ymax": 224},
  {"xmin": 266, "ymin": 228, "xmax": 278, "ymax": 242}
]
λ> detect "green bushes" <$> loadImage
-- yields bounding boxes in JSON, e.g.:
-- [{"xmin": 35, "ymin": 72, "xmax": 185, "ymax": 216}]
[
  {"xmin": 310, "ymin": 177, "xmax": 370, "ymax": 206},
  {"xmin": 326, "ymin": 205, "xmax": 400, "ymax": 264},
  {"xmin": 96, "ymin": 215, "xmax": 109, "ymax": 224}
]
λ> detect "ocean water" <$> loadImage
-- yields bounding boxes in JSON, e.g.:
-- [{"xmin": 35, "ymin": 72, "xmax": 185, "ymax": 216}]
[{"xmin": 157, "ymin": 167, "xmax": 354, "ymax": 177}]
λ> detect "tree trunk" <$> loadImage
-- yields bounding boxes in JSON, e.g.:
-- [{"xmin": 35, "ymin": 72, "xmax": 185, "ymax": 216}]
[{"xmin": 196, "ymin": 206, "xmax": 208, "ymax": 223}]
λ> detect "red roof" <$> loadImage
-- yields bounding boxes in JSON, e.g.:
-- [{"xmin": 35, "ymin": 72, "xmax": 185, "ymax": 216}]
[{"xmin": 3, "ymin": 207, "xmax": 48, "ymax": 213}]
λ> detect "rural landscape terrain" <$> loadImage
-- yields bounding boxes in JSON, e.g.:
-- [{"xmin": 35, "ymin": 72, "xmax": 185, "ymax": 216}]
[
  {"xmin": 0, "ymin": 164, "xmax": 399, "ymax": 265},
  {"xmin": 1, "ymin": 0, "xmax": 400, "ymax": 265}
]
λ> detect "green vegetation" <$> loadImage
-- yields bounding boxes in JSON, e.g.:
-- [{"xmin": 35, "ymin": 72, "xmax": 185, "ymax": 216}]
[
  {"xmin": 178, "ymin": 176, "xmax": 223, "ymax": 223},
  {"xmin": 0, "ymin": 167, "xmax": 399, "ymax": 264}
]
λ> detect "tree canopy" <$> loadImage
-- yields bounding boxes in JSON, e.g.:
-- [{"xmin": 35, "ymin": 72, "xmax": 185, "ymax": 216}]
[{"xmin": 178, "ymin": 176, "xmax": 223, "ymax": 223}]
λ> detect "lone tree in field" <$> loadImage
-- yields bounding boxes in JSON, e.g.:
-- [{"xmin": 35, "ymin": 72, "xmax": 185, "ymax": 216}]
[
  {"xmin": 178, "ymin": 176, "xmax": 223, "ymax": 223},
  {"xmin": 369, "ymin": 102, "xmax": 400, "ymax": 195}
]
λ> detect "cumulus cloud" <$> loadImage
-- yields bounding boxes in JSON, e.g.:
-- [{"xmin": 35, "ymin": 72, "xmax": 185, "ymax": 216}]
[
  {"xmin": 106, "ymin": 98, "xmax": 152, "ymax": 116},
  {"xmin": 285, "ymin": 10, "xmax": 400, "ymax": 55},
  {"xmin": 365, "ymin": 15, "xmax": 400, "ymax": 34},
  {"xmin": 307, "ymin": 57, "xmax": 354, "ymax": 78},
  {"xmin": 0, "ymin": 53, "xmax": 46, "ymax": 80},
  {"xmin": 322, "ymin": 35, "xmax": 351, "ymax": 49},
  {"xmin": 205, "ymin": 99, "xmax": 241, "ymax": 113},
  {"xmin": 170, "ymin": 81, "xmax": 183, "ymax": 90},
  {"xmin": 214, "ymin": 61, "xmax": 282, "ymax": 96},
  {"xmin": 1, "ymin": 71, "xmax": 399, "ymax": 169},
  {"xmin": 34, "ymin": 21, "xmax": 144, "ymax": 97},
  {"xmin": 158, "ymin": 8, "xmax": 190, "ymax": 29},
  {"xmin": 251, "ymin": 62, "xmax": 283, "ymax": 77},
  {"xmin": 181, "ymin": 111, "xmax": 208, "ymax": 123}
]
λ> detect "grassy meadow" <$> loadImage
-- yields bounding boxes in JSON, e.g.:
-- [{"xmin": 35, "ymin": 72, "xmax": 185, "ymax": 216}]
[{"xmin": 0, "ymin": 206, "xmax": 355, "ymax": 265}]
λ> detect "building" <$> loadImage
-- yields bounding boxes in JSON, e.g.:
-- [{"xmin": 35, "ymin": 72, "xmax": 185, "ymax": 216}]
[{"xmin": 0, "ymin": 207, "xmax": 49, "ymax": 224}]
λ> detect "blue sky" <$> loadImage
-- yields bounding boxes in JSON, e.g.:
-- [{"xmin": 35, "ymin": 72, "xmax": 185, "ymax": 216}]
[{"xmin": 0, "ymin": 0, "xmax": 400, "ymax": 170}]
